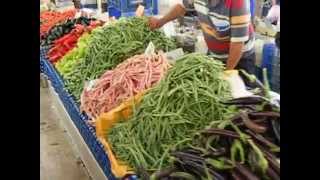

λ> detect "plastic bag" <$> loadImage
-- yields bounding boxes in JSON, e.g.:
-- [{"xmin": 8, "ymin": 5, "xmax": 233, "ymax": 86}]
[{"xmin": 95, "ymin": 91, "xmax": 146, "ymax": 177}]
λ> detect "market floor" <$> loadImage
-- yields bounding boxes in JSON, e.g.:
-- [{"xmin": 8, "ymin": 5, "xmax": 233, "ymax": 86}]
[{"xmin": 40, "ymin": 87, "xmax": 92, "ymax": 180}]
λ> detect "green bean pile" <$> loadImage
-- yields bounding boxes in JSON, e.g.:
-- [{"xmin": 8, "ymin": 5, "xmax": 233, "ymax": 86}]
[
  {"xmin": 64, "ymin": 17, "xmax": 176, "ymax": 101},
  {"xmin": 108, "ymin": 53, "xmax": 236, "ymax": 171}
]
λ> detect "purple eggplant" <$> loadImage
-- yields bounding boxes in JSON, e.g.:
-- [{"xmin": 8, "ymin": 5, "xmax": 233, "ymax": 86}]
[
  {"xmin": 245, "ymin": 130, "xmax": 279, "ymax": 150},
  {"xmin": 249, "ymin": 111, "xmax": 280, "ymax": 119},
  {"xmin": 149, "ymin": 167, "xmax": 176, "ymax": 180},
  {"xmin": 201, "ymin": 128, "xmax": 241, "ymax": 139},
  {"xmin": 240, "ymin": 111, "xmax": 267, "ymax": 134},
  {"xmin": 234, "ymin": 162, "xmax": 260, "ymax": 180},
  {"xmin": 266, "ymin": 166, "xmax": 280, "ymax": 180},
  {"xmin": 222, "ymin": 96, "xmax": 265, "ymax": 105}
]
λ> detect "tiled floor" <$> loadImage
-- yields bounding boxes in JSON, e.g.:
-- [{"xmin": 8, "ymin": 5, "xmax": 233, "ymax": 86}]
[{"xmin": 40, "ymin": 87, "xmax": 91, "ymax": 180}]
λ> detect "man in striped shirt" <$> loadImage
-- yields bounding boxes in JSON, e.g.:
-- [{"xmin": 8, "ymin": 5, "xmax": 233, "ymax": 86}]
[{"xmin": 150, "ymin": 0, "xmax": 255, "ymax": 86}]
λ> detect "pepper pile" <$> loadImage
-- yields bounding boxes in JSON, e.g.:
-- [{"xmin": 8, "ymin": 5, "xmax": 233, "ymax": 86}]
[
  {"xmin": 108, "ymin": 53, "xmax": 234, "ymax": 170},
  {"xmin": 80, "ymin": 52, "xmax": 170, "ymax": 120},
  {"xmin": 40, "ymin": 9, "xmax": 76, "ymax": 38},
  {"xmin": 55, "ymin": 32, "xmax": 93, "ymax": 77},
  {"xmin": 41, "ymin": 16, "xmax": 94, "ymax": 47},
  {"xmin": 146, "ymin": 96, "xmax": 280, "ymax": 180},
  {"xmin": 63, "ymin": 17, "xmax": 176, "ymax": 101},
  {"xmin": 47, "ymin": 21, "xmax": 102, "ymax": 64}
]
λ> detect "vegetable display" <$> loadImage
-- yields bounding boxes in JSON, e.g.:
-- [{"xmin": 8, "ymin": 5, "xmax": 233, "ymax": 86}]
[
  {"xmin": 63, "ymin": 17, "xmax": 177, "ymax": 101},
  {"xmin": 47, "ymin": 21, "xmax": 102, "ymax": 64},
  {"xmin": 80, "ymin": 52, "xmax": 170, "ymax": 120},
  {"xmin": 41, "ymin": 16, "xmax": 94, "ymax": 47},
  {"xmin": 40, "ymin": 10, "xmax": 280, "ymax": 179},
  {"xmin": 40, "ymin": 9, "xmax": 76, "ymax": 38},
  {"xmin": 108, "ymin": 53, "xmax": 234, "ymax": 170},
  {"xmin": 147, "ymin": 96, "xmax": 280, "ymax": 180},
  {"xmin": 55, "ymin": 32, "xmax": 93, "ymax": 77}
]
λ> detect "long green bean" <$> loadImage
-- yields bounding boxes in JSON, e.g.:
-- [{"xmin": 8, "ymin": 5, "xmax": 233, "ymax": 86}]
[
  {"xmin": 63, "ymin": 17, "xmax": 176, "ymax": 101},
  {"xmin": 108, "ymin": 53, "xmax": 236, "ymax": 170}
]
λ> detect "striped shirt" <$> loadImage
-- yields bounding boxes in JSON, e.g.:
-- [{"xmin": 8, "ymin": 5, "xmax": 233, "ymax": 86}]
[{"xmin": 193, "ymin": 0, "xmax": 255, "ymax": 60}]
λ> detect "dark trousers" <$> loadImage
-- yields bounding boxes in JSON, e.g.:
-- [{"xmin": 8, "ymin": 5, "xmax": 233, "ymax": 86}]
[{"xmin": 236, "ymin": 52, "xmax": 256, "ymax": 88}]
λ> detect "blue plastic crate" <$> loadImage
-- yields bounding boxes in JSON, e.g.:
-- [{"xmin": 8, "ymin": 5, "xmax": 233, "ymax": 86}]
[
  {"xmin": 40, "ymin": 57, "xmax": 138, "ymax": 179},
  {"xmin": 40, "ymin": 45, "xmax": 50, "ymax": 60},
  {"xmin": 40, "ymin": 59, "xmax": 45, "ymax": 73},
  {"xmin": 109, "ymin": 0, "xmax": 157, "ymax": 12},
  {"xmin": 57, "ymin": 85, "xmax": 117, "ymax": 180},
  {"xmin": 261, "ymin": 43, "xmax": 276, "ymax": 81},
  {"xmin": 255, "ymin": 65, "xmax": 279, "ymax": 93},
  {"xmin": 271, "ymin": 48, "xmax": 280, "ymax": 93},
  {"xmin": 108, "ymin": 5, "xmax": 154, "ymax": 18},
  {"xmin": 108, "ymin": 0, "xmax": 158, "ymax": 18},
  {"xmin": 41, "ymin": 59, "xmax": 65, "ymax": 94}
]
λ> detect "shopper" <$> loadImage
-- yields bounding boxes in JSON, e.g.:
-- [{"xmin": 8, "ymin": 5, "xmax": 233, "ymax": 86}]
[
  {"xmin": 149, "ymin": 0, "xmax": 256, "ymax": 86},
  {"xmin": 72, "ymin": 0, "xmax": 81, "ymax": 9}
]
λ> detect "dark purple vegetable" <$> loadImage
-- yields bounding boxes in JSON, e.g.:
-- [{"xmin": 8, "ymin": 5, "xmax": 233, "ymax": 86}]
[
  {"xmin": 222, "ymin": 96, "xmax": 266, "ymax": 105},
  {"xmin": 240, "ymin": 111, "xmax": 267, "ymax": 134},
  {"xmin": 201, "ymin": 128, "xmax": 241, "ymax": 139},
  {"xmin": 231, "ymin": 170, "xmax": 245, "ymax": 180},
  {"xmin": 149, "ymin": 167, "xmax": 176, "ymax": 180},
  {"xmin": 245, "ymin": 130, "xmax": 279, "ymax": 149},
  {"xmin": 206, "ymin": 147, "xmax": 227, "ymax": 157},
  {"xmin": 234, "ymin": 162, "xmax": 260, "ymax": 180},
  {"xmin": 249, "ymin": 111, "xmax": 280, "ymax": 119},
  {"xmin": 266, "ymin": 166, "xmax": 280, "ymax": 180},
  {"xmin": 170, "ymin": 151, "xmax": 205, "ymax": 163}
]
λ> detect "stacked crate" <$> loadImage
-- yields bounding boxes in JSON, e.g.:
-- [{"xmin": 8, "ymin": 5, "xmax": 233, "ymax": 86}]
[{"xmin": 108, "ymin": 0, "xmax": 158, "ymax": 18}]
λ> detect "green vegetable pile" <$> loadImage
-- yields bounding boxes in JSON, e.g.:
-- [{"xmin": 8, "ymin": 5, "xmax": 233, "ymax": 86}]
[
  {"xmin": 148, "ymin": 96, "xmax": 280, "ymax": 180},
  {"xmin": 63, "ymin": 17, "xmax": 176, "ymax": 101},
  {"xmin": 108, "ymin": 53, "xmax": 236, "ymax": 170},
  {"xmin": 56, "ymin": 33, "xmax": 93, "ymax": 77}
]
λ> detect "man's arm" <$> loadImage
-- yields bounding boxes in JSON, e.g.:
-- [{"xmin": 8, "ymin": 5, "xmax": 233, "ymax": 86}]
[
  {"xmin": 226, "ymin": 42, "xmax": 244, "ymax": 70},
  {"xmin": 226, "ymin": 0, "xmax": 251, "ymax": 70},
  {"xmin": 149, "ymin": 4, "xmax": 186, "ymax": 30}
]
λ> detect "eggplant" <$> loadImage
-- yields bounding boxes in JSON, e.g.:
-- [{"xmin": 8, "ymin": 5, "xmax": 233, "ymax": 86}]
[
  {"xmin": 249, "ymin": 111, "xmax": 280, "ymax": 119},
  {"xmin": 266, "ymin": 166, "xmax": 280, "ymax": 180},
  {"xmin": 234, "ymin": 163, "xmax": 259, "ymax": 180},
  {"xmin": 149, "ymin": 167, "xmax": 176, "ymax": 180},
  {"xmin": 245, "ymin": 130, "xmax": 279, "ymax": 150},
  {"xmin": 222, "ymin": 96, "xmax": 265, "ymax": 105},
  {"xmin": 171, "ymin": 151, "xmax": 205, "ymax": 163},
  {"xmin": 206, "ymin": 147, "xmax": 226, "ymax": 157},
  {"xmin": 231, "ymin": 170, "xmax": 245, "ymax": 180},
  {"xmin": 239, "ymin": 111, "xmax": 267, "ymax": 134},
  {"xmin": 201, "ymin": 128, "xmax": 241, "ymax": 139}
]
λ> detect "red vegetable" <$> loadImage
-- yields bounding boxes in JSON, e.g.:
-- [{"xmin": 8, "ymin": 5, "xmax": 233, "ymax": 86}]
[
  {"xmin": 47, "ymin": 21, "xmax": 102, "ymax": 64},
  {"xmin": 40, "ymin": 9, "xmax": 76, "ymax": 38},
  {"xmin": 80, "ymin": 52, "xmax": 171, "ymax": 120}
]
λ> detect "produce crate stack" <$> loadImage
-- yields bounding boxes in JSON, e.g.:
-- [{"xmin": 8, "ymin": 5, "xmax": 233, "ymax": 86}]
[
  {"xmin": 108, "ymin": 0, "xmax": 158, "ymax": 19},
  {"xmin": 271, "ymin": 47, "xmax": 280, "ymax": 92},
  {"xmin": 40, "ymin": 46, "xmax": 51, "ymax": 60},
  {"xmin": 255, "ymin": 42, "xmax": 280, "ymax": 93}
]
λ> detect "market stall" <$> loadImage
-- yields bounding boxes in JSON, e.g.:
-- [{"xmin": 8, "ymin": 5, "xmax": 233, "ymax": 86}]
[{"xmin": 40, "ymin": 6, "xmax": 280, "ymax": 180}]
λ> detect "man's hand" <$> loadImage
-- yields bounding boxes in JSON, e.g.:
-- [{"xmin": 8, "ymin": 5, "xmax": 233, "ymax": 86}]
[
  {"xmin": 148, "ymin": 4, "xmax": 186, "ymax": 30},
  {"xmin": 148, "ymin": 17, "xmax": 165, "ymax": 30}
]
